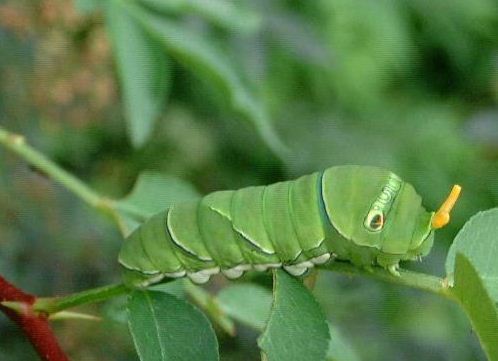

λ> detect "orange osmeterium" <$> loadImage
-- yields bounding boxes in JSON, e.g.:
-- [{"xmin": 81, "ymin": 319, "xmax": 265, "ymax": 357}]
[{"xmin": 431, "ymin": 185, "xmax": 462, "ymax": 229}]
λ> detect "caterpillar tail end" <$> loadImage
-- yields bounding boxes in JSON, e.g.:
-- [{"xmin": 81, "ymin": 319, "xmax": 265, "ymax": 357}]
[{"xmin": 431, "ymin": 184, "xmax": 462, "ymax": 229}]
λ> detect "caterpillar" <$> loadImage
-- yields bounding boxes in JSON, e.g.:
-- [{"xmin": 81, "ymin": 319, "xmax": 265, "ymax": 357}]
[{"xmin": 119, "ymin": 165, "xmax": 461, "ymax": 286}]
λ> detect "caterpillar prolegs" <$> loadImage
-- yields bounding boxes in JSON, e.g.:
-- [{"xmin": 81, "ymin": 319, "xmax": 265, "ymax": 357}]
[{"xmin": 119, "ymin": 165, "xmax": 461, "ymax": 286}]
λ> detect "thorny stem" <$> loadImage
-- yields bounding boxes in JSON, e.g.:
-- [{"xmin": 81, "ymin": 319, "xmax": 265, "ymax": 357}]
[{"xmin": 0, "ymin": 275, "xmax": 69, "ymax": 361}]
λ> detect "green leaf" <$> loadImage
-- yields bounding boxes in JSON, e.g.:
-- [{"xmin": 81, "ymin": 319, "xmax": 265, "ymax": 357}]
[
  {"xmin": 103, "ymin": 280, "xmax": 185, "ymax": 324},
  {"xmin": 126, "ymin": 3, "xmax": 287, "ymax": 158},
  {"xmin": 446, "ymin": 212, "xmax": 498, "ymax": 357},
  {"xmin": 106, "ymin": 0, "xmax": 170, "ymax": 148},
  {"xmin": 326, "ymin": 323, "xmax": 361, "ymax": 361},
  {"xmin": 127, "ymin": 290, "xmax": 219, "ymax": 361},
  {"xmin": 452, "ymin": 253, "xmax": 498, "ymax": 361},
  {"xmin": 102, "ymin": 296, "xmax": 128, "ymax": 324},
  {"xmin": 138, "ymin": 0, "xmax": 262, "ymax": 34},
  {"xmin": 262, "ymin": 7, "xmax": 329, "ymax": 66},
  {"xmin": 117, "ymin": 172, "xmax": 199, "ymax": 218},
  {"xmin": 258, "ymin": 270, "xmax": 330, "ymax": 361},
  {"xmin": 150, "ymin": 279, "xmax": 186, "ymax": 299},
  {"xmin": 115, "ymin": 171, "xmax": 199, "ymax": 236},
  {"xmin": 445, "ymin": 209, "xmax": 498, "ymax": 302},
  {"xmin": 217, "ymin": 283, "xmax": 273, "ymax": 331}
]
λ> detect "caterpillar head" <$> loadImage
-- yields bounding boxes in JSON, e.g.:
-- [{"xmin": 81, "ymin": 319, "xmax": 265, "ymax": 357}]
[
  {"xmin": 403, "ymin": 183, "xmax": 461, "ymax": 261},
  {"xmin": 321, "ymin": 166, "xmax": 461, "ymax": 263}
]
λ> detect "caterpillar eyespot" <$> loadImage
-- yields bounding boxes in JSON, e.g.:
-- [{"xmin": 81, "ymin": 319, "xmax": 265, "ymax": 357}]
[
  {"xmin": 365, "ymin": 210, "xmax": 384, "ymax": 232},
  {"xmin": 119, "ymin": 165, "xmax": 461, "ymax": 286}
]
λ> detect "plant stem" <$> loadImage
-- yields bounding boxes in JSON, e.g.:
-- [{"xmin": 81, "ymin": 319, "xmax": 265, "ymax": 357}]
[
  {"xmin": 0, "ymin": 126, "xmax": 112, "ymax": 213},
  {"xmin": 185, "ymin": 282, "xmax": 236, "ymax": 336},
  {"xmin": 34, "ymin": 284, "xmax": 129, "ymax": 315},
  {"xmin": 1, "ymin": 275, "xmax": 69, "ymax": 361},
  {"xmin": 322, "ymin": 261, "xmax": 455, "ymax": 300}
]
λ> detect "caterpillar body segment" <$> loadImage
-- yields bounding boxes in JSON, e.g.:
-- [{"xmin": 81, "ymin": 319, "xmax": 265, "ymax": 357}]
[
  {"xmin": 198, "ymin": 191, "xmax": 245, "ymax": 269},
  {"xmin": 263, "ymin": 181, "xmax": 303, "ymax": 263},
  {"xmin": 232, "ymin": 186, "xmax": 276, "ymax": 255},
  {"xmin": 119, "ymin": 166, "xmax": 460, "ymax": 286},
  {"xmin": 289, "ymin": 172, "xmax": 328, "ymax": 257}
]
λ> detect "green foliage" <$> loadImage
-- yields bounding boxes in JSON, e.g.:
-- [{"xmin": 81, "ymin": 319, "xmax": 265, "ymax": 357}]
[
  {"xmin": 217, "ymin": 283, "xmax": 272, "ymax": 331},
  {"xmin": 2, "ymin": 0, "xmax": 498, "ymax": 360},
  {"xmin": 115, "ymin": 171, "xmax": 199, "ymax": 235},
  {"xmin": 452, "ymin": 254, "xmax": 498, "ymax": 361},
  {"xmin": 444, "ymin": 210, "xmax": 498, "ymax": 361},
  {"xmin": 138, "ymin": 0, "xmax": 262, "ymax": 34},
  {"xmin": 106, "ymin": 0, "xmax": 170, "ymax": 148},
  {"xmin": 217, "ymin": 282, "xmax": 359, "ymax": 361},
  {"xmin": 258, "ymin": 270, "xmax": 330, "ymax": 361},
  {"xmin": 104, "ymin": 0, "xmax": 286, "ymax": 157},
  {"xmin": 150, "ymin": 279, "xmax": 186, "ymax": 299},
  {"xmin": 326, "ymin": 323, "xmax": 361, "ymax": 361},
  {"xmin": 321, "ymin": 0, "xmax": 414, "ymax": 110},
  {"xmin": 446, "ymin": 209, "xmax": 498, "ymax": 302},
  {"xmin": 127, "ymin": 290, "xmax": 219, "ymax": 361}
]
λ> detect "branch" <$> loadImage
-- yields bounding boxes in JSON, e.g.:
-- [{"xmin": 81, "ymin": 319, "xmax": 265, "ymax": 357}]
[
  {"xmin": 0, "ymin": 126, "xmax": 113, "ymax": 214},
  {"xmin": 184, "ymin": 282, "xmax": 236, "ymax": 336},
  {"xmin": 321, "ymin": 261, "xmax": 455, "ymax": 300},
  {"xmin": 0, "ymin": 275, "xmax": 70, "ymax": 361},
  {"xmin": 34, "ymin": 283, "xmax": 129, "ymax": 315}
]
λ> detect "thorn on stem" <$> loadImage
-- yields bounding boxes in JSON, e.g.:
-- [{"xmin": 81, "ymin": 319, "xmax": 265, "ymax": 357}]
[{"xmin": 8, "ymin": 133, "xmax": 25, "ymax": 145}]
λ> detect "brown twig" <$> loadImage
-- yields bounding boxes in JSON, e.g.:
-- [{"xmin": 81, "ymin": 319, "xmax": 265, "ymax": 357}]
[{"xmin": 0, "ymin": 275, "xmax": 70, "ymax": 361}]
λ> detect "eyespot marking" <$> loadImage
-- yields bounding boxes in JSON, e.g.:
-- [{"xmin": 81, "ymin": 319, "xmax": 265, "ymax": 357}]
[
  {"xmin": 363, "ymin": 174, "xmax": 401, "ymax": 232},
  {"xmin": 365, "ymin": 210, "xmax": 384, "ymax": 232}
]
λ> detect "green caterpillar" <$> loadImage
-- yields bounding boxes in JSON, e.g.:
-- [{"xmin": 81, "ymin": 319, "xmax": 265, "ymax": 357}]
[{"xmin": 119, "ymin": 165, "xmax": 461, "ymax": 286}]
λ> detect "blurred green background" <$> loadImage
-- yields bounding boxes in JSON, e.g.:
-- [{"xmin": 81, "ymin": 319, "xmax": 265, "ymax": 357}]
[{"xmin": 1, "ymin": 0, "xmax": 498, "ymax": 360}]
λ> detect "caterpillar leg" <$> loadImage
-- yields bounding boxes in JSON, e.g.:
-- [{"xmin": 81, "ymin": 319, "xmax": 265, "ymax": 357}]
[
  {"xmin": 376, "ymin": 253, "xmax": 402, "ymax": 277},
  {"xmin": 123, "ymin": 269, "xmax": 165, "ymax": 288},
  {"xmin": 387, "ymin": 264, "xmax": 400, "ymax": 277},
  {"xmin": 283, "ymin": 264, "xmax": 309, "ymax": 276},
  {"xmin": 310, "ymin": 253, "xmax": 332, "ymax": 265},
  {"xmin": 221, "ymin": 265, "xmax": 250, "ymax": 279},
  {"xmin": 187, "ymin": 267, "xmax": 220, "ymax": 284}
]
